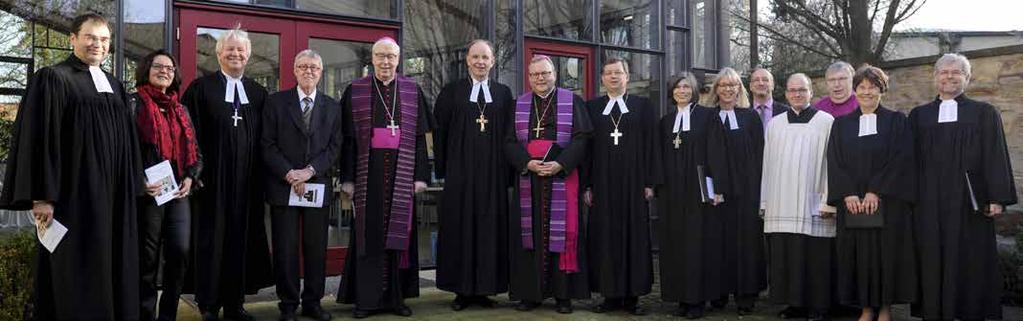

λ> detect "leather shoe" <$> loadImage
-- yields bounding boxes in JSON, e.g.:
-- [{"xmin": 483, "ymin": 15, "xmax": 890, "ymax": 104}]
[
  {"xmin": 201, "ymin": 310, "xmax": 220, "ymax": 321},
  {"xmin": 593, "ymin": 299, "xmax": 621, "ymax": 313},
  {"xmin": 807, "ymin": 311, "xmax": 828, "ymax": 321},
  {"xmin": 778, "ymin": 306, "xmax": 807, "ymax": 319},
  {"xmin": 474, "ymin": 296, "xmax": 497, "ymax": 308},
  {"xmin": 277, "ymin": 311, "xmax": 297, "ymax": 321},
  {"xmin": 555, "ymin": 299, "xmax": 573, "ymax": 314},
  {"xmin": 674, "ymin": 303, "xmax": 689, "ymax": 317},
  {"xmin": 515, "ymin": 300, "xmax": 540, "ymax": 311},
  {"xmin": 685, "ymin": 305, "xmax": 705, "ymax": 319},
  {"xmin": 300, "ymin": 305, "xmax": 332, "ymax": 321},
  {"xmin": 351, "ymin": 308, "xmax": 372, "ymax": 319},
  {"xmin": 223, "ymin": 307, "xmax": 255, "ymax": 321},
  {"xmin": 392, "ymin": 304, "xmax": 413, "ymax": 317},
  {"xmin": 625, "ymin": 304, "xmax": 647, "ymax": 316},
  {"xmin": 451, "ymin": 295, "xmax": 470, "ymax": 311},
  {"xmin": 737, "ymin": 306, "xmax": 753, "ymax": 316}
]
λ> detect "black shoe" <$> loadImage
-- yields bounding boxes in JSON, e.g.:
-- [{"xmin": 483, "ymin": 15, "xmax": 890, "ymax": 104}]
[
  {"xmin": 277, "ymin": 310, "xmax": 297, "ymax": 321},
  {"xmin": 685, "ymin": 305, "xmax": 705, "ymax": 319},
  {"xmin": 201, "ymin": 310, "xmax": 220, "ymax": 321},
  {"xmin": 515, "ymin": 300, "xmax": 540, "ymax": 311},
  {"xmin": 710, "ymin": 296, "xmax": 728, "ymax": 310},
  {"xmin": 351, "ymin": 308, "xmax": 372, "ymax": 319},
  {"xmin": 737, "ymin": 306, "xmax": 753, "ymax": 316},
  {"xmin": 300, "ymin": 305, "xmax": 332, "ymax": 321},
  {"xmin": 807, "ymin": 311, "xmax": 829, "ymax": 321},
  {"xmin": 392, "ymin": 305, "xmax": 413, "ymax": 317},
  {"xmin": 223, "ymin": 307, "xmax": 255, "ymax": 321},
  {"xmin": 674, "ymin": 303, "xmax": 689, "ymax": 317},
  {"xmin": 625, "ymin": 304, "xmax": 647, "ymax": 316},
  {"xmin": 555, "ymin": 299, "xmax": 573, "ymax": 314},
  {"xmin": 451, "ymin": 295, "xmax": 471, "ymax": 311},
  {"xmin": 474, "ymin": 296, "xmax": 497, "ymax": 308},
  {"xmin": 593, "ymin": 299, "xmax": 621, "ymax": 313},
  {"xmin": 778, "ymin": 306, "xmax": 808, "ymax": 319}
]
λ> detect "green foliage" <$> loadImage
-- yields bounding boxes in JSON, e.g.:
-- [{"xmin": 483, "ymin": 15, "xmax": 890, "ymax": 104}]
[
  {"xmin": 0, "ymin": 108, "xmax": 15, "ymax": 162},
  {"xmin": 0, "ymin": 230, "xmax": 35, "ymax": 320}
]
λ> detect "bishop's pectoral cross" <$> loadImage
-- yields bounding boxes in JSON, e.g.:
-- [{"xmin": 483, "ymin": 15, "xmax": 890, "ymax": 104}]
[
  {"xmin": 387, "ymin": 119, "xmax": 400, "ymax": 136},
  {"xmin": 476, "ymin": 114, "xmax": 488, "ymax": 132},
  {"xmin": 610, "ymin": 128, "xmax": 623, "ymax": 145},
  {"xmin": 533, "ymin": 122, "xmax": 544, "ymax": 138},
  {"xmin": 231, "ymin": 109, "xmax": 243, "ymax": 127},
  {"xmin": 673, "ymin": 136, "xmax": 682, "ymax": 149}
]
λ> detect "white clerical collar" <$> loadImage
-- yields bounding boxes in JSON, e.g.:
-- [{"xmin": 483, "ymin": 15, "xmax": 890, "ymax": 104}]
[
  {"xmin": 469, "ymin": 77, "xmax": 492, "ymax": 103},
  {"xmin": 938, "ymin": 98, "xmax": 958, "ymax": 123},
  {"xmin": 602, "ymin": 92, "xmax": 629, "ymax": 115},
  {"xmin": 673, "ymin": 103, "xmax": 693, "ymax": 133},
  {"xmin": 88, "ymin": 66, "xmax": 113, "ymax": 93},
  {"xmin": 299, "ymin": 88, "xmax": 317, "ymax": 103},
  {"xmin": 719, "ymin": 109, "xmax": 739, "ymax": 130},
  {"xmin": 222, "ymin": 71, "xmax": 250, "ymax": 105}
]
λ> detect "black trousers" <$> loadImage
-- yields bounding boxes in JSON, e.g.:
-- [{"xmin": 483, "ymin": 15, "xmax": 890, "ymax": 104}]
[
  {"xmin": 139, "ymin": 197, "xmax": 191, "ymax": 321},
  {"xmin": 271, "ymin": 205, "xmax": 329, "ymax": 312}
]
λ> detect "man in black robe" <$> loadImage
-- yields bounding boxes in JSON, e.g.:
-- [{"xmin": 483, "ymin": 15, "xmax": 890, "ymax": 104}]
[
  {"xmin": 0, "ymin": 14, "xmax": 141, "ymax": 321},
  {"xmin": 910, "ymin": 53, "xmax": 1017, "ymax": 321},
  {"xmin": 336, "ymin": 37, "xmax": 433, "ymax": 319},
  {"xmin": 433, "ymin": 39, "xmax": 514, "ymax": 310},
  {"xmin": 583, "ymin": 58, "xmax": 658, "ymax": 315},
  {"xmin": 504, "ymin": 55, "xmax": 592, "ymax": 314},
  {"xmin": 181, "ymin": 26, "xmax": 273, "ymax": 321}
]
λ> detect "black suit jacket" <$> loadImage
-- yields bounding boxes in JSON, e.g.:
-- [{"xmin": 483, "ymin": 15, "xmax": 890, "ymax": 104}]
[{"xmin": 262, "ymin": 87, "xmax": 344, "ymax": 206}]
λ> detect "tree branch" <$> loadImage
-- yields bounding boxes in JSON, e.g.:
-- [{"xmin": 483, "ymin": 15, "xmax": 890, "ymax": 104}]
[{"xmin": 756, "ymin": 22, "xmax": 841, "ymax": 59}]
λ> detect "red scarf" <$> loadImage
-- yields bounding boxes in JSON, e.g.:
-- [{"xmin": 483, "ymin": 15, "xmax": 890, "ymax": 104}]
[{"xmin": 136, "ymin": 84, "xmax": 198, "ymax": 176}]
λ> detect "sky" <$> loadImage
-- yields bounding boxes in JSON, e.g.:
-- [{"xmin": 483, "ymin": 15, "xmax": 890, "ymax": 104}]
[{"xmin": 758, "ymin": 0, "xmax": 1023, "ymax": 32}]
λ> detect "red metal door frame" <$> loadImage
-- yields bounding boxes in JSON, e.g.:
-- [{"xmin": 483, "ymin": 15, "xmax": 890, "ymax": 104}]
[
  {"xmin": 523, "ymin": 38, "xmax": 595, "ymax": 100},
  {"xmin": 176, "ymin": 2, "xmax": 398, "ymax": 276}
]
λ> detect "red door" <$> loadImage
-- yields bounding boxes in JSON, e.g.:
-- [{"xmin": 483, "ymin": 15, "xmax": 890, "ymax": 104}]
[
  {"xmin": 177, "ymin": 2, "xmax": 398, "ymax": 276},
  {"xmin": 523, "ymin": 38, "xmax": 595, "ymax": 100}
]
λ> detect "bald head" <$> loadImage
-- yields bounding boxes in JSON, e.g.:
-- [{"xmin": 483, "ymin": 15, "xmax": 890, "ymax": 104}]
[
  {"xmin": 750, "ymin": 68, "xmax": 775, "ymax": 100},
  {"xmin": 785, "ymin": 73, "xmax": 813, "ymax": 110}
]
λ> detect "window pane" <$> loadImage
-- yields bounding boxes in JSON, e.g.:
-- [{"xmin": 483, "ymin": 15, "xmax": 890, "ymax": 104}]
[
  {"xmin": 692, "ymin": 0, "xmax": 715, "ymax": 69},
  {"xmin": 495, "ymin": 0, "xmax": 520, "ymax": 94},
  {"xmin": 124, "ymin": 0, "xmax": 166, "ymax": 90},
  {"xmin": 196, "ymin": 28, "xmax": 280, "ymax": 92},
  {"xmin": 403, "ymin": 0, "xmax": 484, "ymax": 100},
  {"xmin": 600, "ymin": 50, "xmax": 662, "ymax": 115},
  {"xmin": 666, "ymin": 0, "xmax": 686, "ymax": 26},
  {"xmin": 524, "ymin": 0, "xmax": 593, "ymax": 41},
  {"xmin": 667, "ymin": 30, "xmax": 687, "ymax": 78},
  {"xmin": 599, "ymin": 0, "xmax": 658, "ymax": 49},
  {"xmin": 727, "ymin": 0, "xmax": 750, "ymax": 73}
]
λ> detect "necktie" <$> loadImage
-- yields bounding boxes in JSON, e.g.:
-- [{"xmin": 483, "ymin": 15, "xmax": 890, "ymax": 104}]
[{"xmin": 302, "ymin": 97, "xmax": 313, "ymax": 130}]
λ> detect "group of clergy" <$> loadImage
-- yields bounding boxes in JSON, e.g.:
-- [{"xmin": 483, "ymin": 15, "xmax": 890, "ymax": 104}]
[{"xmin": 1, "ymin": 14, "xmax": 1016, "ymax": 321}]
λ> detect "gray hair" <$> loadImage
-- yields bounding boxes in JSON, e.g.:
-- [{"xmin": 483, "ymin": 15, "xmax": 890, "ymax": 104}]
[
  {"xmin": 934, "ymin": 53, "xmax": 972, "ymax": 78},
  {"xmin": 825, "ymin": 61, "xmax": 854, "ymax": 77},
  {"xmin": 372, "ymin": 37, "xmax": 400, "ymax": 54},
  {"xmin": 215, "ymin": 25, "xmax": 252, "ymax": 54},
  {"xmin": 294, "ymin": 49, "xmax": 322, "ymax": 68},
  {"xmin": 788, "ymin": 73, "xmax": 813, "ymax": 88}
]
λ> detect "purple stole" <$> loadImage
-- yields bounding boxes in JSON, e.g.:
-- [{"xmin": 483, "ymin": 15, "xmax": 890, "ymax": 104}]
[
  {"xmin": 514, "ymin": 88, "xmax": 579, "ymax": 273},
  {"xmin": 350, "ymin": 75, "xmax": 418, "ymax": 268}
]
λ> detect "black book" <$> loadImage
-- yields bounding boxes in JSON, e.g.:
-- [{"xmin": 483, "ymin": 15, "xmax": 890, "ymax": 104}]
[{"xmin": 844, "ymin": 199, "xmax": 884, "ymax": 229}]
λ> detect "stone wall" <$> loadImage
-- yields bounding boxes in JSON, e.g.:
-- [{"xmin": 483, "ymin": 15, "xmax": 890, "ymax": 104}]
[{"xmin": 810, "ymin": 45, "xmax": 1023, "ymax": 210}]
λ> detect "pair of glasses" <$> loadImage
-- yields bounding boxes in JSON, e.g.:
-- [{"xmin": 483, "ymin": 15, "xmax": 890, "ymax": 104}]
[
  {"xmin": 529, "ymin": 71, "xmax": 552, "ymax": 78},
  {"xmin": 296, "ymin": 65, "xmax": 321, "ymax": 71},
  {"xmin": 151, "ymin": 64, "xmax": 176, "ymax": 72}
]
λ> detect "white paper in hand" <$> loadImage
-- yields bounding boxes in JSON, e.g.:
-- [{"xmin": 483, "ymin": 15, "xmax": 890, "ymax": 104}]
[
  {"xmin": 289, "ymin": 183, "xmax": 325, "ymax": 208},
  {"xmin": 37, "ymin": 219, "xmax": 68, "ymax": 253},
  {"xmin": 858, "ymin": 114, "xmax": 878, "ymax": 137},
  {"xmin": 145, "ymin": 160, "xmax": 179, "ymax": 206},
  {"xmin": 705, "ymin": 177, "xmax": 716, "ymax": 196}
]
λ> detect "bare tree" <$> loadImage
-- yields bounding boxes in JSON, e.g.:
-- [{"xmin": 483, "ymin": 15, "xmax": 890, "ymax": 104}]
[{"xmin": 754, "ymin": 0, "xmax": 927, "ymax": 67}]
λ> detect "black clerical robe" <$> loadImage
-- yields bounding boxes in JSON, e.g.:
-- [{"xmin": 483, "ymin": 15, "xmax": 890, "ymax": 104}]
[
  {"xmin": 827, "ymin": 106, "xmax": 917, "ymax": 308},
  {"xmin": 583, "ymin": 94, "xmax": 659, "ymax": 299},
  {"xmin": 656, "ymin": 105, "xmax": 729, "ymax": 304},
  {"xmin": 433, "ymin": 78, "xmax": 514, "ymax": 296},
  {"xmin": 336, "ymin": 76, "xmax": 434, "ymax": 310},
  {"xmin": 713, "ymin": 106, "xmax": 767, "ymax": 304},
  {"xmin": 909, "ymin": 94, "xmax": 1017, "ymax": 320},
  {"xmin": 0, "ymin": 55, "xmax": 142, "ymax": 320},
  {"xmin": 180, "ymin": 71, "xmax": 273, "ymax": 311},
  {"xmin": 504, "ymin": 90, "xmax": 592, "ymax": 302}
]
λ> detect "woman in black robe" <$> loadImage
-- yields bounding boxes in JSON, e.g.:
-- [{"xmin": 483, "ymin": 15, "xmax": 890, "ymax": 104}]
[
  {"xmin": 826, "ymin": 65, "xmax": 916, "ymax": 321},
  {"xmin": 706, "ymin": 68, "xmax": 766, "ymax": 315},
  {"xmin": 656, "ymin": 73, "xmax": 729, "ymax": 319}
]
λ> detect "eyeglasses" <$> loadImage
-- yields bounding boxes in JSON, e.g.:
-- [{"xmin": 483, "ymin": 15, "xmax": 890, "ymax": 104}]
[
  {"xmin": 937, "ymin": 69, "xmax": 965, "ymax": 77},
  {"xmin": 529, "ymin": 71, "xmax": 553, "ymax": 78},
  {"xmin": 151, "ymin": 64, "xmax": 176, "ymax": 72},
  {"xmin": 296, "ymin": 64, "xmax": 321, "ymax": 72},
  {"xmin": 786, "ymin": 88, "xmax": 810, "ymax": 94},
  {"xmin": 718, "ymin": 83, "xmax": 740, "ymax": 89},
  {"xmin": 373, "ymin": 53, "xmax": 399, "ymax": 61}
]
